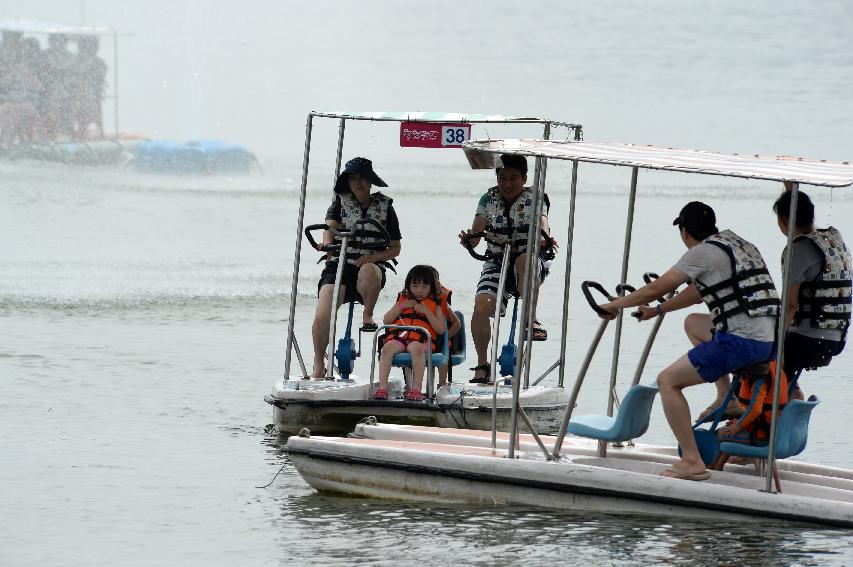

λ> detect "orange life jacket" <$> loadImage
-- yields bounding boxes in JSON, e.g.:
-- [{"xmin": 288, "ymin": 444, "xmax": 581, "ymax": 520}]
[
  {"xmin": 385, "ymin": 295, "xmax": 440, "ymax": 350},
  {"xmin": 734, "ymin": 361, "xmax": 789, "ymax": 443}
]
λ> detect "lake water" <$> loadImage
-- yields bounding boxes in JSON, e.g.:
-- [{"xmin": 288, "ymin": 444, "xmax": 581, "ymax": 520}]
[{"xmin": 2, "ymin": 1, "xmax": 853, "ymax": 565}]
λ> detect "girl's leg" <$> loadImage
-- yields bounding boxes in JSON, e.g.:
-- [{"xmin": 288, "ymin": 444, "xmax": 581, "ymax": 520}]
[
  {"xmin": 408, "ymin": 341, "xmax": 426, "ymax": 391},
  {"xmin": 378, "ymin": 341, "xmax": 405, "ymax": 389}
]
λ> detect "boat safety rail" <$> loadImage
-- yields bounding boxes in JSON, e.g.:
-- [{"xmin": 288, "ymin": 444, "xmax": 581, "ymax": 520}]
[
  {"xmin": 368, "ymin": 324, "xmax": 435, "ymax": 399},
  {"xmin": 462, "ymin": 229, "xmax": 555, "ymax": 262}
]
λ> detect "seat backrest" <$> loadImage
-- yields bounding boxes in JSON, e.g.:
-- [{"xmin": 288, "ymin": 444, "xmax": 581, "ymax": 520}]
[
  {"xmin": 449, "ymin": 310, "xmax": 466, "ymax": 357},
  {"xmin": 611, "ymin": 384, "xmax": 658, "ymax": 441},
  {"xmin": 774, "ymin": 395, "xmax": 820, "ymax": 459}
]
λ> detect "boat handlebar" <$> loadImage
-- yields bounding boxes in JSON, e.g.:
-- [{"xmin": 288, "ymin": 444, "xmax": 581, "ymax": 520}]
[
  {"xmin": 581, "ymin": 281, "xmax": 616, "ymax": 317},
  {"xmin": 462, "ymin": 229, "xmax": 555, "ymax": 262},
  {"xmin": 304, "ymin": 219, "xmax": 391, "ymax": 253}
]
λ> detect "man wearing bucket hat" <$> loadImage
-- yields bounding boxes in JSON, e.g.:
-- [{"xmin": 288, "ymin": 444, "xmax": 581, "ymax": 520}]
[
  {"xmin": 310, "ymin": 157, "xmax": 402, "ymax": 379},
  {"xmin": 595, "ymin": 201, "xmax": 780, "ymax": 481}
]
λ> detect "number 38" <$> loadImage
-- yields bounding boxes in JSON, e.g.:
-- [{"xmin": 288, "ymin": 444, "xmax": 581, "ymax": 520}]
[{"xmin": 444, "ymin": 128, "xmax": 467, "ymax": 144}]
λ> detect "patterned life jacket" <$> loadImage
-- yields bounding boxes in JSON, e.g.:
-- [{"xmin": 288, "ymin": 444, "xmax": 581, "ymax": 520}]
[
  {"xmin": 483, "ymin": 186, "xmax": 537, "ymax": 259},
  {"xmin": 332, "ymin": 192, "xmax": 392, "ymax": 265},
  {"xmin": 786, "ymin": 227, "xmax": 852, "ymax": 333},
  {"xmin": 694, "ymin": 230, "xmax": 781, "ymax": 333},
  {"xmin": 385, "ymin": 295, "xmax": 441, "ymax": 351},
  {"xmin": 734, "ymin": 361, "xmax": 788, "ymax": 444}
]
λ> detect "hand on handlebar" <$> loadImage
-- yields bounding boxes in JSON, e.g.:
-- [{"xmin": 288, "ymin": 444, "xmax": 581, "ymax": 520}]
[
  {"xmin": 541, "ymin": 235, "xmax": 559, "ymax": 253},
  {"xmin": 459, "ymin": 229, "xmax": 480, "ymax": 249},
  {"xmin": 632, "ymin": 305, "xmax": 657, "ymax": 322},
  {"xmin": 597, "ymin": 302, "xmax": 619, "ymax": 320}
]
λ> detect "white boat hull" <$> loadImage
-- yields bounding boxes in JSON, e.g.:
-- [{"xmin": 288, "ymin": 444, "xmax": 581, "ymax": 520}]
[
  {"xmin": 285, "ymin": 425, "xmax": 853, "ymax": 528},
  {"xmin": 266, "ymin": 375, "xmax": 568, "ymax": 435}
]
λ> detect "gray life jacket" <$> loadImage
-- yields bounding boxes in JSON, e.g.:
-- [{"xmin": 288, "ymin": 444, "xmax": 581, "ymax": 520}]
[
  {"xmin": 694, "ymin": 230, "xmax": 781, "ymax": 333},
  {"xmin": 332, "ymin": 192, "xmax": 392, "ymax": 265},
  {"xmin": 483, "ymin": 186, "xmax": 539, "ymax": 259},
  {"xmin": 787, "ymin": 227, "xmax": 852, "ymax": 333}
]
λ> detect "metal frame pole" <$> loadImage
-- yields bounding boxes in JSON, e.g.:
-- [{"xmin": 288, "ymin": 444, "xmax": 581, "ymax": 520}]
[
  {"xmin": 557, "ymin": 160, "xmax": 579, "ymax": 388},
  {"xmin": 333, "ymin": 118, "xmax": 346, "ymax": 180},
  {"xmin": 553, "ymin": 319, "xmax": 610, "ymax": 457},
  {"xmin": 765, "ymin": 182, "xmax": 799, "ymax": 492},
  {"xmin": 598, "ymin": 166, "xmax": 638, "ymax": 458},
  {"xmin": 326, "ymin": 235, "xmax": 349, "ymax": 378},
  {"xmin": 490, "ymin": 244, "xmax": 513, "ymax": 449},
  {"xmin": 283, "ymin": 115, "xmax": 314, "ymax": 379},
  {"xmin": 522, "ymin": 124, "xmax": 551, "ymax": 389},
  {"xmin": 508, "ymin": 155, "xmax": 548, "ymax": 458}
]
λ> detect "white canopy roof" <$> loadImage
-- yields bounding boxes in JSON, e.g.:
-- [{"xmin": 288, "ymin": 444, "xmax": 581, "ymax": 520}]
[
  {"xmin": 463, "ymin": 139, "xmax": 853, "ymax": 188},
  {"xmin": 313, "ymin": 111, "xmax": 578, "ymax": 128}
]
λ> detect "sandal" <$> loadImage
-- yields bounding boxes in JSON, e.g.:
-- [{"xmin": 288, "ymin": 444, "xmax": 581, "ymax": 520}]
[
  {"xmin": 360, "ymin": 322, "xmax": 378, "ymax": 333},
  {"xmin": 404, "ymin": 389, "xmax": 423, "ymax": 401},
  {"xmin": 526, "ymin": 321, "xmax": 548, "ymax": 342},
  {"xmin": 373, "ymin": 388, "xmax": 388, "ymax": 400},
  {"xmin": 469, "ymin": 363, "xmax": 491, "ymax": 384}
]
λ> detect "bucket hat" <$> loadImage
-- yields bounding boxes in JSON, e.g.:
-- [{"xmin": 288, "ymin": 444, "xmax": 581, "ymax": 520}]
[{"xmin": 334, "ymin": 157, "xmax": 388, "ymax": 194}]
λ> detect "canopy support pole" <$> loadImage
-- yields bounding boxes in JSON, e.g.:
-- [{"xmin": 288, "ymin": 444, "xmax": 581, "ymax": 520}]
[
  {"xmin": 598, "ymin": 166, "xmax": 638, "ymax": 458},
  {"xmin": 765, "ymin": 181, "xmax": 799, "ymax": 493},
  {"xmin": 557, "ymin": 160, "xmax": 579, "ymax": 388},
  {"xmin": 333, "ymin": 118, "xmax": 346, "ymax": 181},
  {"xmin": 523, "ymin": 123, "xmax": 551, "ymax": 389},
  {"xmin": 508, "ymin": 154, "xmax": 548, "ymax": 458},
  {"xmin": 283, "ymin": 114, "xmax": 314, "ymax": 380}
]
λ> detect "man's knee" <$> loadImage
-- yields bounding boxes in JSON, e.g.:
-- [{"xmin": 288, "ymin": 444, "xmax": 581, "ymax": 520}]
[
  {"xmin": 357, "ymin": 264, "xmax": 381, "ymax": 284},
  {"xmin": 684, "ymin": 313, "xmax": 712, "ymax": 338},
  {"xmin": 472, "ymin": 295, "xmax": 495, "ymax": 320}
]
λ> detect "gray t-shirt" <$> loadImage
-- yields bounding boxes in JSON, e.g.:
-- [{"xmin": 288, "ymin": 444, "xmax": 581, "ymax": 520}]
[
  {"xmin": 786, "ymin": 238, "xmax": 844, "ymax": 341},
  {"xmin": 674, "ymin": 242, "xmax": 776, "ymax": 342}
]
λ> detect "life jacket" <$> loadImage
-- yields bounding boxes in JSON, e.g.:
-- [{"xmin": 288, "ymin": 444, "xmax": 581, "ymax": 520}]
[
  {"xmin": 385, "ymin": 295, "xmax": 441, "ymax": 350},
  {"xmin": 438, "ymin": 285, "xmax": 453, "ymax": 319},
  {"xmin": 332, "ymin": 192, "xmax": 392, "ymax": 266},
  {"xmin": 694, "ymin": 230, "xmax": 781, "ymax": 333},
  {"xmin": 483, "ymin": 186, "xmax": 538, "ymax": 259},
  {"xmin": 786, "ymin": 227, "xmax": 852, "ymax": 334},
  {"xmin": 734, "ymin": 361, "xmax": 788, "ymax": 444}
]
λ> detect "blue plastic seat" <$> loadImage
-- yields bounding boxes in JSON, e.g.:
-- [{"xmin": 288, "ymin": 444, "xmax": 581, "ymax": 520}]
[
  {"xmin": 392, "ymin": 310, "xmax": 465, "ymax": 372},
  {"xmin": 449, "ymin": 311, "xmax": 466, "ymax": 368},
  {"xmin": 719, "ymin": 395, "xmax": 819, "ymax": 460},
  {"xmin": 567, "ymin": 384, "xmax": 659, "ymax": 442}
]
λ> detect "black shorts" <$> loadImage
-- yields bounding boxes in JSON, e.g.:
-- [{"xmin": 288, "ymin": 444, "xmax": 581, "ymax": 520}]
[
  {"xmin": 317, "ymin": 261, "xmax": 387, "ymax": 304},
  {"xmin": 783, "ymin": 331, "xmax": 844, "ymax": 378}
]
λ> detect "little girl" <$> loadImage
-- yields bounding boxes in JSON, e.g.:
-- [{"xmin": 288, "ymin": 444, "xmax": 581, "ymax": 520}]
[{"xmin": 374, "ymin": 265, "xmax": 446, "ymax": 401}]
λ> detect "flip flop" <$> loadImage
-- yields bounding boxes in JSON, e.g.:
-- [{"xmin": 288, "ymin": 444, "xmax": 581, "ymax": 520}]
[
  {"xmin": 660, "ymin": 468, "xmax": 711, "ymax": 481},
  {"xmin": 360, "ymin": 322, "xmax": 378, "ymax": 333}
]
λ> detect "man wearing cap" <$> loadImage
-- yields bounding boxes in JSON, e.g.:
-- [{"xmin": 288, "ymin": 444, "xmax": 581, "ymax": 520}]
[
  {"xmin": 310, "ymin": 157, "xmax": 402, "ymax": 379},
  {"xmin": 595, "ymin": 201, "xmax": 780, "ymax": 481},
  {"xmin": 458, "ymin": 154, "xmax": 557, "ymax": 384},
  {"xmin": 698, "ymin": 188, "xmax": 851, "ymax": 411}
]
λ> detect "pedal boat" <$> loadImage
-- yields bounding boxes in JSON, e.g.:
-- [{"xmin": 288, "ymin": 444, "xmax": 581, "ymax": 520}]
[
  {"xmin": 286, "ymin": 138, "xmax": 853, "ymax": 527},
  {"xmin": 267, "ymin": 112, "xmax": 583, "ymax": 435}
]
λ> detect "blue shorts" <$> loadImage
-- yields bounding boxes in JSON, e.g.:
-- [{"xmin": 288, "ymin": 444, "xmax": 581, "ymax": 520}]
[{"xmin": 687, "ymin": 331, "xmax": 775, "ymax": 383}]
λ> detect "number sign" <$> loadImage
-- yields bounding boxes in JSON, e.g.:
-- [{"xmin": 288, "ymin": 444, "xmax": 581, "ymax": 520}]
[{"xmin": 400, "ymin": 122, "xmax": 471, "ymax": 148}]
